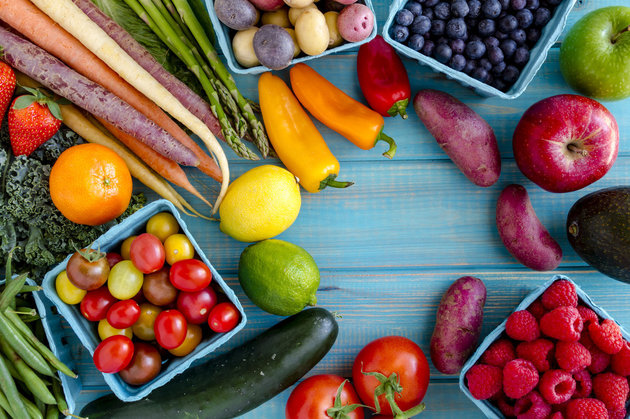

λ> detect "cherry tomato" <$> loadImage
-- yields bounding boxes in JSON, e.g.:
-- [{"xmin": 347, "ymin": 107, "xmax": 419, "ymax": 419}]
[
  {"xmin": 80, "ymin": 287, "xmax": 117, "ymax": 321},
  {"xmin": 120, "ymin": 235, "xmax": 137, "ymax": 260},
  {"xmin": 107, "ymin": 300, "xmax": 141, "ymax": 329},
  {"xmin": 93, "ymin": 335, "xmax": 134, "ymax": 373},
  {"xmin": 131, "ymin": 288, "xmax": 146, "ymax": 304},
  {"xmin": 352, "ymin": 336, "xmax": 430, "ymax": 416},
  {"xmin": 107, "ymin": 260, "xmax": 144, "ymax": 301},
  {"xmin": 55, "ymin": 270, "xmax": 86, "ymax": 305},
  {"xmin": 164, "ymin": 234, "xmax": 195, "ymax": 265},
  {"xmin": 132, "ymin": 303, "xmax": 162, "ymax": 341},
  {"xmin": 208, "ymin": 302, "xmax": 240, "ymax": 333},
  {"xmin": 143, "ymin": 267, "xmax": 178, "ymax": 306},
  {"xmin": 97, "ymin": 318, "xmax": 133, "ymax": 340},
  {"xmin": 130, "ymin": 233, "xmax": 165, "ymax": 274},
  {"xmin": 176, "ymin": 287, "xmax": 217, "ymax": 325},
  {"xmin": 146, "ymin": 212, "xmax": 179, "ymax": 242},
  {"xmin": 106, "ymin": 252, "xmax": 123, "ymax": 268},
  {"xmin": 154, "ymin": 310, "xmax": 187, "ymax": 349},
  {"xmin": 66, "ymin": 249, "xmax": 110, "ymax": 291},
  {"xmin": 168, "ymin": 324, "xmax": 203, "ymax": 357},
  {"xmin": 119, "ymin": 342, "xmax": 162, "ymax": 386},
  {"xmin": 169, "ymin": 259, "xmax": 212, "ymax": 292},
  {"xmin": 286, "ymin": 375, "xmax": 364, "ymax": 419}
]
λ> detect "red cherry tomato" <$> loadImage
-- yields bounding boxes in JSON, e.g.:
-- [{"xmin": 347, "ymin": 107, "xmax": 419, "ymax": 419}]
[
  {"xmin": 208, "ymin": 302, "xmax": 240, "ymax": 333},
  {"xmin": 106, "ymin": 252, "xmax": 123, "ymax": 268},
  {"xmin": 80, "ymin": 287, "xmax": 117, "ymax": 321},
  {"xmin": 107, "ymin": 300, "xmax": 141, "ymax": 329},
  {"xmin": 169, "ymin": 259, "xmax": 212, "ymax": 292},
  {"xmin": 286, "ymin": 375, "xmax": 365, "ymax": 419},
  {"xmin": 154, "ymin": 310, "xmax": 187, "ymax": 349},
  {"xmin": 176, "ymin": 287, "xmax": 217, "ymax": 324},
  {"xmin": 93, "ymin": 335, "xmax": 134, "ymax": 373},
  {"xmin": 352, "ymin": 336, "xmax": 430, "ymax": 416},
  {"xmin": 130, "ymin": 233, "xmax": 165, "ymax": 274}
]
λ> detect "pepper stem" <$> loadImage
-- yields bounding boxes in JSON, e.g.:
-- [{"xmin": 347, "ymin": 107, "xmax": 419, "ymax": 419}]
[
  {"xmin": 387, "ymin": 99, "xmax": 409, "ymax": 119},
  {"xmin": 319, "ymin": 174, "xmax": 354, "ymax": 191},
  {"xmin": 376, "ymin": 131, "xmax": 397, "ymax": 159}
]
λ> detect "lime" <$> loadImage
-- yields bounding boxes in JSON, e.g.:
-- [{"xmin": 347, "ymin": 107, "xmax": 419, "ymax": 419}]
[{"xmin": 238, "ymin": 239, "xmax": 319, "ymax": 316}]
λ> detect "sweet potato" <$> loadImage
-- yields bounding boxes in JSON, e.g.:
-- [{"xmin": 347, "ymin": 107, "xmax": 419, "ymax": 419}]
[
  {"xmin": 496, "ymin": 184, "xmax": 562, "ymax": 271},
  {"xmin": 413, "ymin": 89, "xmax": 500, "ymax": 187},
  {"xmin": 430, "ymin": 276, "xmax": 486, "ymax": 374}
]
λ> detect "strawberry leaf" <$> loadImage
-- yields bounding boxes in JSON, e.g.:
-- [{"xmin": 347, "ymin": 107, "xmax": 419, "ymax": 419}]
[
  {"xmin": 12, "ymin": 95, "xmax": 37, "ymax": 110},
  {"xmin": 46, "ymin": 101, "xmax": 63, "ymax": 121}
]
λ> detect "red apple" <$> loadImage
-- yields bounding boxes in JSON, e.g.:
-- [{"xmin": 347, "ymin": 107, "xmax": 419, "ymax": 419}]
[{"xmin": 513, "ymin": 94, "xmax": 619, "ymax": 193}]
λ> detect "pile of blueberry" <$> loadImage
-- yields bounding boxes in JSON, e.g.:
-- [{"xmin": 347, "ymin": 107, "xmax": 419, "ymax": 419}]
[{"xmin": 391, "ymin": 0, "xmax": 562, "ymax": 92}]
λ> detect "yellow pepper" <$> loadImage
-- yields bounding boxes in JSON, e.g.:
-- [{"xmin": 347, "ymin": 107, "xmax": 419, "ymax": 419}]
[{"xmin": 258, "ymin": 72, "xmax": 352, "ymax": 193}]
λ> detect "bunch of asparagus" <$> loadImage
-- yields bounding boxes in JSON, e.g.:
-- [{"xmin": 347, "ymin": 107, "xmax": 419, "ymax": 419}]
[{"xmin": 123, "ymin": 0, "xmax": 270, "ymax": 160}]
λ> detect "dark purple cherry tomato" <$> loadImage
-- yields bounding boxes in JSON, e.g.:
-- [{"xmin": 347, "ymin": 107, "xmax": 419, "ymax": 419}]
[
  {"xmin": 66, "ymin": 249, "xmax": 110, "ymax": 291},
  {"xmin": 143, "ymin": 267, "xmax": 178, "ymax": 306},
  {"xmin": 106, "ymin": 252, "xmax": 123, "ymax": 268},
  {"xmin": 80, "ymin": 287, "xmax": 117, "ymax": 321},
  {"xmin": 130, "ymin": 233, "xmax": 165, "ymax": 274},
  {"xmin": 107, "ymin": 300, "xmax": 141, "ymax": 329},
  {"xmin": 169, "ymin": 259, "xmax": 212, "ymax": 292},
  {"xmin": 154, "ymin": 310, "xmax": 187, "ymax": 349},
  {"xmin": 93, "ymin": 335, "xmax": 134, "ymax": 373},
  {"xmin": 208, "ymin": 302, "xmax": 240, "ymax": 333},
  {"xmin": 119, "ymin": 342, "xmax": 161, "ymax": 385},
  {"xmin": 176, "ymin": 287, "xmax": 217, "ymax": 324}
]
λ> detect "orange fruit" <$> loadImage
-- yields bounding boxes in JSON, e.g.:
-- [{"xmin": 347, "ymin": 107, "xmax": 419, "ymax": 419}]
[{"xmin": 50, "ymin": 143, "xmax": 132, "ymax": 226}]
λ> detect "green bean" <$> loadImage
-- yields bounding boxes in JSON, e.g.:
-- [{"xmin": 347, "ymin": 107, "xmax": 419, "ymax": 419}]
[
  {"xmin": 0, "ymin": 354, "xmax": 28, "ymax": 419},
  {"xmin": 4, "ymin": 311, "xmax": 76, "ymax": 378},
  {"xmin": 52, "ymin": 381, "xmax": 73, "ymax": 418},
  {"xmin": 0, "ymin": 312, "xmax": 53, "ymax": 377},
  {"xmin": 0, "ymin": 274, "xmax": 27, "ymax": 311},
  {"xmin": 35, "ymin": 398, "xmax": 45, "ymax": 417},
  {"xmin": 44, "ymin": 405, "xmax": 58, "ymax": 419},
  {"xmin": 0, "ymin": 390, "xmax": 15, "ymax": 418},
  {"xmin": 19, "ymin": 394, "xmax": 43, "ymax": 419},
  {"xmin": 0, "ymin": 405, "xmax": 8, "ymax": 419},
  {"xmin": 6, "ymin": 356, "xmax": 25, "ymax": 382},
  {"xmin": 4, "ymin": 247, "xmax": 17, "ymax": 287},
  {"xmin": 12, "ymin": 307, "xmax": 37, "ymax": 317}
]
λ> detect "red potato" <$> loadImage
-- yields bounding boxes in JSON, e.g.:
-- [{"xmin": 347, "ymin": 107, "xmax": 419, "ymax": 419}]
[
  {"xmin": 337, "ymin": 4, "xmax": 374, "ymax": 43},
  {"xmin": 249, "ymin": 0, "xmax": 285, "ymax": 11},
  {"xmin": 496, "ymin": 184, "xmax": 562, "ymax": 271},
  {"xmin": 414, "ymin": 89, "xmax": 501, "ymax": 187},
  {"xmin": 430, "ymin": 276, "xmax": 487, "ymax": 374}
]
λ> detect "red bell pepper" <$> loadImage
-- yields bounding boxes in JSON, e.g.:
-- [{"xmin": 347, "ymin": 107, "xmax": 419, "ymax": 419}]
[{"xmin": 357, "ymin": 35, "xmax": 411, "ymax": 119}]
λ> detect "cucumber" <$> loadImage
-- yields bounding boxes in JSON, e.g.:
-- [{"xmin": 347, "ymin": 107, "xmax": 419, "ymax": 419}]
[{"xmin": 80, "ymin": 308, "xmax": 338, "ymax": 418}]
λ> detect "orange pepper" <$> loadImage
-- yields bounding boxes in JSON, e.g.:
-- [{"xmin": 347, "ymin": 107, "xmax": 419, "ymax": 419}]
[
  {"xmin": 289, "ymin": 63, "xmax": 397, "ymax": 158},
  {"xmin": 258, "ymin": 72, "xmax": 352, "ymax": 193}
]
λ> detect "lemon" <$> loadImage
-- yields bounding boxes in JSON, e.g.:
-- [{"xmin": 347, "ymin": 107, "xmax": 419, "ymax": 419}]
[
  {"xmin": 220, "ymin": 165, "xmax": 301, "ymax": 242},
  {"xmin": 238, "ymin": 239, "xmax": 319, "ymax": 316}
]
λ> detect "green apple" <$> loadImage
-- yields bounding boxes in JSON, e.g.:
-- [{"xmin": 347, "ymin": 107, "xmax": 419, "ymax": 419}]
[{"xmin": 560, "ymin": 6, "xmax": 630, "ymax": 101}]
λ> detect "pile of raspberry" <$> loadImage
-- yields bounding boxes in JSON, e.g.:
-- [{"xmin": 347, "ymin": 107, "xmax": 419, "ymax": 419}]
[{"xmin": 465, "ymin": 279, "xmax": 630, "ymax": 418}]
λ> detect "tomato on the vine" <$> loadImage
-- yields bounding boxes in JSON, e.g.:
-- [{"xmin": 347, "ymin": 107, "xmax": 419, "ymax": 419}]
[
  {"xmin": 169, "ymin": 259, "xmax": 212, "ymax": 292},
  {"xmin": 352, "ymin": 336, "xmax": 429, "ymax": 417},
  {"xmin": 208, "ymin": 302, "xmax": 240, "ymax": 333},
  {"xmin": 66, "ymin": 248, "xmax": 110, "ymax": 291},
  {"xmin": 80, "ymin": 287, "xmax": 117, "ymax": 321},
  {"xmin": 176, "ymin": 287, "xmax": 217, "ymax": 324},
  {"xmin": 107, "ymin": 299, "xmax": 141, "ymax": 329},
  {"xmin": 286, "ymin": 375, "xmax": 365, "ymax": 419},
  {"xmin": 93, "ymin": 335, "xmax": 134, "ymax": 373},
  {"xmin": 154, "ymin": 310, "xmax": 187, "ymax": 349}
]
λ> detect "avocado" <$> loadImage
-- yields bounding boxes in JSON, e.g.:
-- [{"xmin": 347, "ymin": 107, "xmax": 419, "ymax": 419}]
[{"xmin": 567, "ymin": 187, "xmax": 630, "ymax": 283}]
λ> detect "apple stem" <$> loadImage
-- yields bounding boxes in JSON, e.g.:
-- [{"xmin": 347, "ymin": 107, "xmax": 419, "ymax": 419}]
[
  {"xmin": 612, "ymin": 25, "xmax": 630, "ymax": 44},
  {"xmin": 567, "ymin": 143, "xmax": 588, "ymax": 157}
]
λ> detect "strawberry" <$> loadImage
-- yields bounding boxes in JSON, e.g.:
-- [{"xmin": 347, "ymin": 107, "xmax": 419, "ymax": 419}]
[
  {"xmin": 0, "ymin": 62, "xmax": 16, "ymax": 125},
  {"xmin": 8, "ymin": 86, "xmax": 62, "ymax": 156}
]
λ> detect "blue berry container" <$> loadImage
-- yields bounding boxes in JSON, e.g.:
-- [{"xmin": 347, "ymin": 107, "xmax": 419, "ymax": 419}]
[
  {"xmin": 459, "ymin": 275, "xmax": 630, "ymax": 418},
  {"xmin": 41, "ymin": 199, "xmax": 247, "ymax": 402},
  {"xmin": 204, "ymin": 0, "xmax": 377, "ymax": 75},
  {"xmin": 383, "ymin": 0, "xmax": 577, "ymax": 99}
]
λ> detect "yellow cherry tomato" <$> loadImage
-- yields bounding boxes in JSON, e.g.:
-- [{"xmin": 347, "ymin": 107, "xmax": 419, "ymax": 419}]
[
  {"xmin": 164, "ymin": 234, "xmax": 195, "ymax": 265},
  {"xmin": 120, "ymin": 235, "xmax": 137, "ymax": 260},
  {"xmin": 98, "ymin": 318, "xmax": 133, "ymax": 340},
  {"xmin": 108, "ymin": 260, "xmax": 144, "ymax": 300},
  {"xmin": 146, "ymin": 212, "xmax": 179, "ymax": 242},
  {"xmin": 132, "ymin": 303, "xmax": 162, "ymax": 341},
  {"xmin": 55, "ymin": 270, "xmax": 87, "ymax": 305},
  {"xmin": 168, "ymin": 324, "xmax": 203, "ymax": 357}
]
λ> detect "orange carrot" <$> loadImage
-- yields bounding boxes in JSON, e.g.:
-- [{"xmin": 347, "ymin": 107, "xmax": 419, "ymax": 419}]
[{"xmin": 0, "ymin": 0, "xmax": 222, "ymax": 182}]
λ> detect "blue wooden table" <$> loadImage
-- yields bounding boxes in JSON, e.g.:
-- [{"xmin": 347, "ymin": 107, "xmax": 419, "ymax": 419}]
[{"xmin": 63, "ymin": 0, "xmax": 630, "ymax": 417}]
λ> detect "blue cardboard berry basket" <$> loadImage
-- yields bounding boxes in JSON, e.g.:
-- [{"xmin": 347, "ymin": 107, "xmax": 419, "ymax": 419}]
[
  {"xmin": 459, "ymin": 275, "xmax": 630, "ymax": 418},
  {"xmin": 382, "ymin": 0, "xmax": 577, "ymax": 99},
  {"xmin": 41, "ymin": 199, "xmax": 247, "ymax": 402},
  {"xmin": 204, "ymin": 0, "xmax": 377, "ymax": 75}
]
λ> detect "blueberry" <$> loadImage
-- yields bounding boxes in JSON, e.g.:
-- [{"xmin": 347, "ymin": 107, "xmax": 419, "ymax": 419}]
[
  {"xmin": 466, "ymin": 17, "xmax": 479, "ymax": 28},
  {"xmin": 479, "ymin": 58, "xmax": 493, "ymax": 71},
  {"xmin": 468, "ymin": 34, "xmax": 483, "ymax": 43},
  {"xmin": 513, "ymin": 47, "xmax": 530, "ymax": 66},
  {"xmin": 487, "ymin": 46, "xmax": 505, "ymax": 65},
  {"xmin": 464, "ymin": 59, "xmax": 477, "ymax": 74},
  {"xmin": 449, "ymin": 54, "xmax": 467, "ymax": 71},
  {"xmin": 392, "ymin": 25, "xmax": 411, "ymax": 43},
  {"xmin": 450, "ymin": 38, "xmax": 466, "ymax": 53},
  {"xmin": 516, "ymin": 9, "xmax": 534, "ymax": 28},
  {"xmin": 500, "ymin": 39, "xmax": 517, "ymax": 58},
  {"xmin": 468, "ymin": 0, "xmax": 482, "ymax": 18},
  {"xmin": 484, "ymin": 36, "xmax": 500, "ymax": 49},
  {"xmin": 510, "ymin": 28, "xmax": 527, "ymax": 44},
  {"xmin": 424, "ymin": 0, "xmax": 439, "ymax": 6},
  {"xmin": 526, "ymin": 0, "xmax": 539, "ymax": 9},
  {"xmin": 411, "ymin": 15, "xmax": 432, "ymax": 35},
  {"xmin": 499, "ymin": 0, "xmax": 510, "ymax": 10},
  {"xmin": 545, "ymin": 0, "xmax": 562, "ymax": 5},
  {"xmin": 421, "ymin": 39, "xmax": 436, "ymax": 56},
  {"xmin": 431, "ymin": 19, "xmax": 446, "ymax": 36},
  {"xmin": 423, "ymin": 8, "xmax": 434, "ymax": 19},
  {"xmin": 511, "ymin": 0, "xmax": 526, "ymax": 10},
  {"xmin": 471, "ymin": 67, "xmax": 489, "ymax": 82},
  {"xmin": 482, "ymin": 0, "xmax": 502, "ymax": 18},
  {"xmin": 526, "ymin": 27, "xmax": 541, "ymax": 44},
  {"xmin": 498, "ymin": 15, "xmax": 518, "ymax": 33},
  {"xmin": 465, "ymin": 40, "xmax": 486, "ymax": 59},
  {"xmin": 437, "ymin": 36, "xmax": 450, "ymax": 44},
  {"xmin": 408, "ymin": 34, "xmax": 425, "ymax": 50},
  {"xmin": 498, "ymin": 10, "xmax": 508, "ymax": 19},
  {"xmin": 491, "ymin": 78, "xmax": 509, "ymax": 91},
  {"xmin": 534, "ymin": 8, "xmax": 551, "ymax": 26},
  {"xmin": 495, "ymin": 31, "xmax": 509, "ymax": 40},
  {"xmin": 477, "ymin": 19, "xmax": 496, "ymax": 37},
  {"xmin": 491, "ymin": 61, "xmax": 507, "ymax": 75},
  {"xmin": 404, "ymin": 1, "xmax": 423, "ymax": 16},
  {"xmin": 446, "ymin": 18, "xmax": 467, "ymax": 39},
  {"xmin": 396, "ymin": 9, "xmax": 415, "ymax": 26},
  {"xmin": 503, "ymin": 65, "xmax": 520, "ymax": 83},
  {"xmin": 435, "ymin": 2, "xmax": 451, "ymax": 19},
  {"xmin": 435, "ymin": 43, "xmax": 453, "ymax": 63},
  {"xmin": 451, "ymin": 0, "xmax": 469, "ymax": 18}
]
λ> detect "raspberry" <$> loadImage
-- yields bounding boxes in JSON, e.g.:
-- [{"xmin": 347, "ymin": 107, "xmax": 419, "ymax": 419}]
[
  {"xmin": 539, "ymin": 369, "xmax": 576, "ymax": 404},
  {"xmin": 611, "ymin": 341, "xmax": 630, "ymax": 376},
  {"xmin": 466, "ymin": 364, "xmax": 502, "ymax": 400},
  {"xmin": 503, "ymin": 358, "xmax": 539, "ymax": 399},
  {"xmin": 592, "ymin": 372, "xmax": 629, "ymax": 411},
  {"xmin": 589, "ymin": 319, "xmax": 624, "ymax": 355},
  {"xmin": 481, "ymin": 339, "xmax": 515, "ymax": 368},
  {"xmin": 506, "ymin": 310, "xmax": 540, "ymax": 342},
  {"xmin": 608, "ymin": 407, "xmax": 627, "ymax": 419},
  {"xmin": 552, "ymin": 400, "xmax": 570, "ymax": 415},
  {"xmin": 516, "ymin": 339, "xmax": 555, "ymax": 372},
  {"xmin": 494, "ymin": 392, "xmax": 516, "ymax": 417},
  {"xmin": 565, "ymin": 398, "xmax": 608, "ymax": 419},
  {"xmin": 528, "ymin": 298, "xmax": 546, "ymax": 321},
  {"xmin": 540, "ymin": 306, "xmax": 583, "ymax": 342},
  {"xmin": 555, "ymin": 341, "xmax": 591, "ymax": 373},
  {"xmin": 572, "ymin": 369, "xmax": 592, "ymax": 399},
  {"xmin": 576, "ymin": 305, "xmax": 598, "ymax": 326},
  {"xmin": 580, "ymin": 331, "xmax": 611, "ymax": 374},
  {"xmin": 514, "ymin": 390, "xmax": 551, "ymax": 419},
  {"xmin": 548, "ymin": 412, "xmax": 564, "ymax": 419},
  {"xmin": 542, "ymin": 280, "xmax": 577, "ymax": 310}
]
